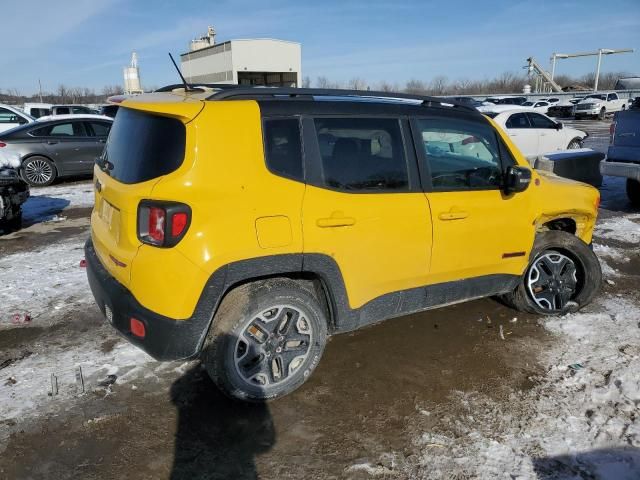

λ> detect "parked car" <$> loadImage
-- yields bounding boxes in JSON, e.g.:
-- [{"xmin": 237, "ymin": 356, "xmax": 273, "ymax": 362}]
[
  {"xmin": 0, "ymin": 114, "xmax": 112, "ymax": 186},
  {"xmin": 574, "ymin": 92, "xmax": 629, "ymax": 119},
  {"xmin": 22, "ymin": 102, "xmax": 53, "ymax": 118},
  {"xmin": 477, "ymin": 104, "xmax": 527, "ymax": 114},
  {"xmin": 0, "ymin": 104, "xmax": 35, "ymax": 133},
  {"xmin": 520, "ymin": 100, "xmax": 550, "ymax": 114},
  {"xmin": 547, "ymin": 98, "xmax": 584, "ymax": 118},
  {"xmin": 486, "ymin": 109, "xmax": 587, "ymax": 158},
  {"xmin": 602, "ymin": 108, "xmax": 640, "ymax": 205},
  {"xmin": 85, "ymin": 87, "xmax": 602, "ymax": 402},
  {"xmin": 99, "ymin": 104, "xmax": 120, "ymax": 118},
  {"xmin": 485, "ymin": 96, "xmax": 528, "ymax": 106},
  {"xmin": 50, "ymin": 105, "xmax": 99, "ymax": 116}
]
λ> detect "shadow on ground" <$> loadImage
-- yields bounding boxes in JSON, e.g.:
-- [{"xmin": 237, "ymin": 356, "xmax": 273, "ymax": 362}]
[
  {"xmin": 533, "ymin": 447, "xmax": 640, "ymax": 480},
  {"xmin": 170, "ymin": 333, "xmax": 274, "ymax": 480}
]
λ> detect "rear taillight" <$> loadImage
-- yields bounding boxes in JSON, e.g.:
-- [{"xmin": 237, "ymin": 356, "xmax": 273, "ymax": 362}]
[
  {"xmin": 609, "ymin": 121, "xmax": 616, "ymax": 144},
  {"xmin": 0, "ymin": 142, "xmax": 6, "ymax": 148},
  {"xmin": 138, "ymin": 201, "xmax": 191, "ymax": 247}
]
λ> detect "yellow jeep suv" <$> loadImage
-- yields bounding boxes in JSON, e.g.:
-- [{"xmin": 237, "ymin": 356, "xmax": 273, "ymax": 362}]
[{"xmin": 86, "ymin": 87, "xmax": 602, "ymax": 401}]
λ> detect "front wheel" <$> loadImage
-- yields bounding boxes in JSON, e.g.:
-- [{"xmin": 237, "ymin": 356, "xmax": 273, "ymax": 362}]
[
  {"xmin": 567, "ymin": 138, "xmax": 582, "ymax": 149},
  {"xmin": 627, "ymin": 178, "xmax": 640, "ymax": 206},
  {"xmin": 202, "ymin": 279, "xmax": 328, "ymax": 402},
  {"xmin": 501, "ymin": 231, "xmax": 602, "ymax": 315}
]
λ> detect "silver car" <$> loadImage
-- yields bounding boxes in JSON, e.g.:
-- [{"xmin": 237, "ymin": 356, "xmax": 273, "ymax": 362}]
[{"xmin": 0, "ymin": 114, "xmax": 112, "ymax": 186}]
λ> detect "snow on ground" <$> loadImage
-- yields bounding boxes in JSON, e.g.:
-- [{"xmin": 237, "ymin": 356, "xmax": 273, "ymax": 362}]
[
  {"xmin": 0, "ymin": 238, "xmax": 90, "ymax": 324},
  {"xmin": 403, "ymin": 292, "xmax": 640, "ymax": 480}
]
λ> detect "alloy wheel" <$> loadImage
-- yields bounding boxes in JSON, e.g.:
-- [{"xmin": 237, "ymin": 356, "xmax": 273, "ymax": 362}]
[
  {"xmin": 24, "ymin": 159, "xmax": 53, "ymax": 185},
  {"xmin": 234, "ymin": 305, "xmax": 313, "ymax": 388},
  {"xmin": 526, "ymin": 251, "xmax": 578, "ymax": 311}
]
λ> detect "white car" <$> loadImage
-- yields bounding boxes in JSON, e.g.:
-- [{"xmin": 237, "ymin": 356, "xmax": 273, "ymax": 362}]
[
  {"xmin": 0, "ymin": 104, "xmax": 35, "ymax": 133},
  {"xmin": 476, "ymin": 104, "xmax": 527, "ymax": 114},
  {"xmin": 486, "ymin": 109, "xmax": 587, "ymax": 158},
  {"xmin": 520, "ymin": 100, "xmax": 551, "ymax": 114},
  {"xmin": 22, "ymin": 102, "xmax": 53, "ymax": 118}
]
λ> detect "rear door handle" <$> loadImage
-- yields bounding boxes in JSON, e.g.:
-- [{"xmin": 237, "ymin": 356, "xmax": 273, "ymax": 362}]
[
  {"xmin": 317, "ymin": 215, "xmax": 356, "ymax": 228},
  {"xmin": 46, "ymin": 140, "xmax": 58, "ymax": 145},
  {"xmin": 438, "ymin": 210, "xmax": 468, "ymax": 221}
]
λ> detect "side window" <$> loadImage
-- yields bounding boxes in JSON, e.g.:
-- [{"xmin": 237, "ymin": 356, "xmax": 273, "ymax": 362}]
[
  {"xmin": 607, "ymin": 93, "xmax": 617, "ymax": 101},
  {"xmin": 505, "ymin": 113, "xmax": 530, "ymax": 129},
  {"xmin": 417, "ymin": 118, "xmax": 504, "ymax": 190},
  {"xmin": 87, "ymin": 121, "xmax": 111, "ymax": 137},
  {"xmin": 0, "ymin": 108, "xmax": 19, "ymax": 124},
  {"xmin": 527, "ymin": 113, "xmax": 556, "ymax": 129},
  {"xmin": 263, "ymin": 118, "xmax": 303, "ymax": 181},
  {"xmin": 55, "ymin": 107, "xmax": 70, "ymax": 115},
  {"xmin": 32, "ymin": 122, "xmax": 87, "ymax": 137},
  {"xmin": 314, "ymin": 117, "xmax": 408, "ymax": 191}
]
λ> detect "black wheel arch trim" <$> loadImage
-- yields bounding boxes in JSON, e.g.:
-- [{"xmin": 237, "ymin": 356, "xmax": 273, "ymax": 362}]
[{"xmin": 85, "ymin": 238, "xmax": 520, "ymax": 361}]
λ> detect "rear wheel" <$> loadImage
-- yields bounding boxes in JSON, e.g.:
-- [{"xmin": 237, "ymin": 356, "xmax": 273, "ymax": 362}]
[
  {"xmin": 202, "ymin": 278, "xmax": 328, "ymax": 402},
  {"xmin": 21, "ymin": 156, "xmax": 57, "ymax": 187},
  {"xmin": 501, "ymin": 231, "xmax": 601, "ymax": 315},
  {"xmin": 598, "ymin": 107, "xmax": 606, "ymax": 120},
  {"xmin": 627, "ymin": 179, "xmax": 640, "ymax": 206}
]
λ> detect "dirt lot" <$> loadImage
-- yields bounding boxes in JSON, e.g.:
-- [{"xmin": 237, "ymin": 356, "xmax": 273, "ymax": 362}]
[{"xmin": 1, "ymin": 123, "xmax": 639, "ymax": 479}]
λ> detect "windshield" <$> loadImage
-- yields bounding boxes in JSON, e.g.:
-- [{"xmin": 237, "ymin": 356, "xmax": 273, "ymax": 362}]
[{"xmin": 522, "ymin": 102, "xmax": 534, "ymax": 106}]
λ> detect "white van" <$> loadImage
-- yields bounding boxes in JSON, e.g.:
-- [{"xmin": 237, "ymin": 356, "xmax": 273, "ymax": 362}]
[
  {"xmin": 0, "ymin": 104, "xmax": 34, "ymax": 133},
  {"xmin": 22, "ymin": 102, "xmax": 53, "ymax": 118}
]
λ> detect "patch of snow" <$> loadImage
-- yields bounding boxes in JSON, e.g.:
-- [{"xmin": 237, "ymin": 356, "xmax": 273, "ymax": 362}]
[
  {"xmin": 405, "ymin": 295, "xmax": 640, "ymax": 479},
  {"xmin": 595, "ymin": 216, "xmax": 640, "ymax": 245},
  {"xmin": 0, "ymin": 237, "xmax": 89, "ymax": 325},
  {"xmin": 0, "ymin": 147, "xmax": 20, "ymax": 168}
]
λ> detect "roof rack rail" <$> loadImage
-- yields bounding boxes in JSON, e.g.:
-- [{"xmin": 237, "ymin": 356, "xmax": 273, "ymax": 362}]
[
  {"xmin": 207, "ymin": 87, "xmax": 478, "ymax": 112},
  {"xmin": 155, "ymin": 83, "xmax": 243, "ymax": 93}
]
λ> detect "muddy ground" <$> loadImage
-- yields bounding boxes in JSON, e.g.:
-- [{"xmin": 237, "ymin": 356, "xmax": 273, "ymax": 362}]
[{"xmin": 1, "ymin": 121, "xmax": 638, "ymax": 479}]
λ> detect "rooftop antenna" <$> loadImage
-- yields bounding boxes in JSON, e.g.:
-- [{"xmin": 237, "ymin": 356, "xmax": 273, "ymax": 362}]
[{"xmin": 168, "ymin": 52, "xmax": 195, "ymax": 92}]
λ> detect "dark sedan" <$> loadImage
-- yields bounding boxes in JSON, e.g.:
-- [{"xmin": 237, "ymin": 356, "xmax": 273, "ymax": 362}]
[{"xmin": 0, "ymin": 114, "xmax": 112, "ymax": 186}]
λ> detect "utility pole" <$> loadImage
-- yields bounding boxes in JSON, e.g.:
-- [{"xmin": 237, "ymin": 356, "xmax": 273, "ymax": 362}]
[
  {"xmin": 38, "ymin": 78, "xmax": 43, "ymax": 103},
  {"xmin": 549, "ymin": 48, "xmax": 634, "ymax": 91}
]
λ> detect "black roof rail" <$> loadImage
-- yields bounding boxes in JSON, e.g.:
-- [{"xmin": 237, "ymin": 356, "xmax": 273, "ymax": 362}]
[
  {"xmin": 155, "ymin": 83, "xmax": 243, "ymax": 93},
  {"xmin": 206, "ymin": 87, "xmax": 478, "ymax": 112}
]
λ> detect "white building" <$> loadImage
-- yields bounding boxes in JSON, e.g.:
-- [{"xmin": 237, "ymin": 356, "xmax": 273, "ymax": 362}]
[{"xmin": 180, "ymin": 30, "xmax": 301, "ymax": 87}]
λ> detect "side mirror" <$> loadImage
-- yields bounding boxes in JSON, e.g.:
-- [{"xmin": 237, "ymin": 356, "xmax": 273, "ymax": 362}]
[
  {"xmin": 504, "ymin": 166, "xmax": 531, "ymax": 194},
  {"xmin": 555, "ymin": 121, "xmax": 563, "ymax": 130}
]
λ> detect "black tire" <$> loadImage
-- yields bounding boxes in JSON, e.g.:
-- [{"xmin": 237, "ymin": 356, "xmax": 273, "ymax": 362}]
[
  {"xmin": 627, "ymin": 179, "xmax": 640, "ymax": 206},
  {"xmin": 567, "ymin": 138, "xmax": 582, "ymax": 149},
  {"xmin": 202, "ymin": 278, "xmax": 328, "ymax": 402},
  {"xmin": 21, "ymin": 156, "xmax": 57, "ymax": 187},
  {"xmin": 501, "ymin": 231, "xmax": 602, "ymax": 315},
  {"xmin": 598, "ymin": 107, "xmax": 606, "ymax": 120}
]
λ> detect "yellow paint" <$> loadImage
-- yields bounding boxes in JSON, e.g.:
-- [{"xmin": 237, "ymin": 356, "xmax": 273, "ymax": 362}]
[{"xmin": 90, "ymin": 93, "xmax": 600, "ymax": 319}]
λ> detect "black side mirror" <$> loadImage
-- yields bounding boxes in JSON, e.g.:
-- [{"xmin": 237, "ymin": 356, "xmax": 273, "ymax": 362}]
[
  {"xmin": 504, "ymin": 166, "xmax": 531, "ymax": 194},
  {"xmin": 555, "ymin": 121, "xmax": 563, "ymax": 130}
]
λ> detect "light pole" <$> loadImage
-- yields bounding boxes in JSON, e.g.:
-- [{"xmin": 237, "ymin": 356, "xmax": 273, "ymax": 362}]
[{"xmin": 548, "ymin": 48, "xmax": 634, "ymax": 91}]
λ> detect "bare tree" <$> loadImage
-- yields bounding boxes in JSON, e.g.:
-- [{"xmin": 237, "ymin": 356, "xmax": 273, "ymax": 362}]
[
  {"xmin": 302, "ymin": 76, "xmax": 311, "ymax": 88},
  {"xmin": 429, "ymin": 75, "xmax": 449, "ymax": 95},
  {"xmin": 405, "ymin": 79, "xmax": 427, "ymax": 94},
  {"xmin": 347, "ymin": 77, "xmax": 367, "ymax": 90}
]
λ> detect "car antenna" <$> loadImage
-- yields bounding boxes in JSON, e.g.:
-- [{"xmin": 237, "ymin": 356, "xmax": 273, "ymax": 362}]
[{"xmin": 168, "ymin": 53, "xmax": 195, "ymax": 92}]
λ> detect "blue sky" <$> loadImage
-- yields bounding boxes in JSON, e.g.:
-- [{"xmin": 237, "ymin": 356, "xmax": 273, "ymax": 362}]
[{"xmin": 2, "ymin": 0, "xmax": 639, "ymax": 94}]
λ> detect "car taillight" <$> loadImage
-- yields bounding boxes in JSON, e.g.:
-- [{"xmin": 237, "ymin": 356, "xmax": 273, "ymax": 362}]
[
  {"xmin": 609, "ymin": 121, "xmax": 616, "ymax": 144},
  {"xmin": 0, "ymin": 142, "xmax": 6, "ymax": 148},
  {"xmin": 138, "ymin": 201, "xmax": 191, "ymax": 248}
]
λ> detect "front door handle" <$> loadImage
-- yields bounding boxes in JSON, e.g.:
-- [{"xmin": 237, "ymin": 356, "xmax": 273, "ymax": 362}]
[
  {"xmin": 438, "ymin": 209, "xmax": 468, "ymax": 221},
  {"xmin": 317, "ymin": 212, "xmax": 356, "ymax": 228},
  {"xmin": 46, "ymin": 140, "xmax": 58, "ymax": 145}
]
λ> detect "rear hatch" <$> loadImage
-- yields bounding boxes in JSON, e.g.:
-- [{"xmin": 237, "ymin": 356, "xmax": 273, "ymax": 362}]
[
  {"xmin": 91, "ymin": 93, "xmax": 203, "ymax": 287},
  {"xmin": 612, "ymin": 110, "xmax": 640, "ymax": 148}
]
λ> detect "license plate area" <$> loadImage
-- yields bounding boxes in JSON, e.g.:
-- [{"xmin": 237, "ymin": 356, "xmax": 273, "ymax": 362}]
[{"xmin": 98, "ymin": 198, "xmax": 121, "ymax": 243}]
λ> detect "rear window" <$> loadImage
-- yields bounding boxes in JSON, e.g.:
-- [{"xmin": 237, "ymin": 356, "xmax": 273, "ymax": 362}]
[{"xmin": 103, "ymin": 108, "xmax": 185, "ymax": 184}]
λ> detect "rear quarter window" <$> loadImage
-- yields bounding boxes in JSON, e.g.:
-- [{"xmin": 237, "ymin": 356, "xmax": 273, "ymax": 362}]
[{"xmin": 102, "ymin": 108, "xmax": 185, "ymax": 184}]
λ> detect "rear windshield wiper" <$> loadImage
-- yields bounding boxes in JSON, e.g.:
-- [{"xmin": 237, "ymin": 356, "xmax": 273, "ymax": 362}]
[{"xmin": 95, "ymin": 155, "xmax": 114, "ymax": 174}]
